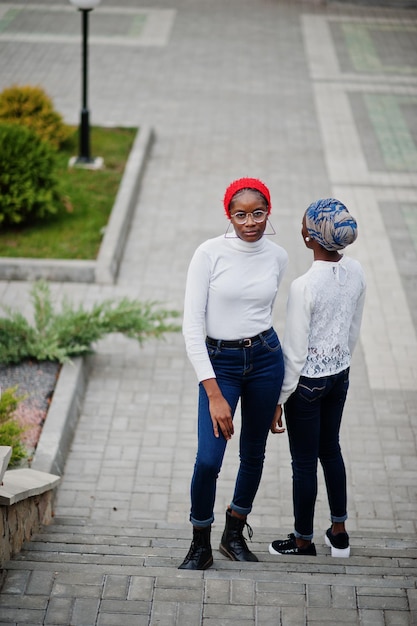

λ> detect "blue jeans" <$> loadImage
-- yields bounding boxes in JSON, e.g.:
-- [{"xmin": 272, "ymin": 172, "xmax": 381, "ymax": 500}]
[
  {"xmin": 189, "ymin": 328, "xmax": 284, "ymax": 527},
  {"xmin": 285, "ymin": 368, "xmax": 350, "ymax": 541}
]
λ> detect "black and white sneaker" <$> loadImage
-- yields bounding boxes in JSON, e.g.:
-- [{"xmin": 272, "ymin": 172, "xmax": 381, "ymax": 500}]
[
  {"xmin": 269, "ymin": 533, "xmax": 316, "ymax": 556},
  {"xmin": 324, "ymin": 528, "xmax": 350, "ymax": 558}
]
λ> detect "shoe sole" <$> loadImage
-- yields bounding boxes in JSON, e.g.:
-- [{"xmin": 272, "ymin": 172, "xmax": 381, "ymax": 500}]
[
  {"xmin": 178, "ymin": 555, "xmax": 213, "ymax": 570},
  {"xmin": 219, "ymin": 543, "xmax": 238, "ymax": 561},
  {"xmin": 268, "ymin": 543, "xmax": 316, "ymax": 556},
  {"xmin": 219, "ymin": 543, "xmax": 259, "ymax": 562},
  {"xmin": 201, "ymin": 555, "xmax": 214, "ymax": 569},
  {"xmin": 324, "ymin": 533, "xmax": 350, "ymax": 558},
  {"xmin": 268, "ymin": 543, "xmax": 284, "ymax": 555}
]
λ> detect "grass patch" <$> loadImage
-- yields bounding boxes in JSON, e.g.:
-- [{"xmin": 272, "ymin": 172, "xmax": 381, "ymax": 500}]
[{"xmin": 0, "ymin": 126, "xmax": 137, "ymax": 260}]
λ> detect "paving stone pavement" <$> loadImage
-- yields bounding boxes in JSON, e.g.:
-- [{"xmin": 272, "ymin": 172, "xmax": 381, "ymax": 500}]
[{"xmin": 0, "ymin": 0, "xmax": 417, "ymax": 624}]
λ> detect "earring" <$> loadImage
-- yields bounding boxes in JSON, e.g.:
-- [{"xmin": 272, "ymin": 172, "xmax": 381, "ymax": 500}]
[
  {"xmin": 305, "ymin": 236, "xmax": 310, "ymax": 242},
  {"xmin": 264, "ymin": 218, "xmax": 276, "ymax": 236},
  {"xmin": 224, "ymin": 221, "xmax": 238, "ymax": 238}
]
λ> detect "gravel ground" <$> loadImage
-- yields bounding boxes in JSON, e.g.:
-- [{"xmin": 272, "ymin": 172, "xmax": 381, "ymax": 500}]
[{"xmin": 0, "ymin": 360, "xmax": 61, "ymax": 460}]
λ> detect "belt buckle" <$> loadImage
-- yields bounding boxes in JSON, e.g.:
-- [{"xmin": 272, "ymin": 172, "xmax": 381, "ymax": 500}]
[{"xmin": 243, "ymin": 338, "xmax": 252, "ymax": 348}]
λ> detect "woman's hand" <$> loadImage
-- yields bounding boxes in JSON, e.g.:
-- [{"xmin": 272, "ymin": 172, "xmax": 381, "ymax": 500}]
[
  {"xmin": 208, "ymin": 394, "xmax": 234, "ymax": 440},
  {"xmin": 270, "ymin": 404, "xmax": 285, "ymax": 434},
  {"xmin": 202, "ymin": 378, "xmax": 234, "ymax": 440}
]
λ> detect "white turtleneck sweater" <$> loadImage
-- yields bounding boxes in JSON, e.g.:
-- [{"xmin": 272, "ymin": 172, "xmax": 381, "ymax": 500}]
[
  {"xmin": 278, "ymin": 255, "xmax": 366, "ymax": 405},
  {"xmin": 183, "ymin": 234, "xmax": 288, "ymax": 382}
]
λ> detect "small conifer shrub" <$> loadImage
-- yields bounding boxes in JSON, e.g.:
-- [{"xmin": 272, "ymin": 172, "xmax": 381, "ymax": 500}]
[{"xmin": 0, "ymin": 280, "xmax": 181, "ymax": 365}]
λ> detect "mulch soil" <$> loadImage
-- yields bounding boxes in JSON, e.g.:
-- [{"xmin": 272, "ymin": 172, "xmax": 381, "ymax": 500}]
[{"xmin": 0, "ymin": 361, "xmax": 61, "ymax": 460}]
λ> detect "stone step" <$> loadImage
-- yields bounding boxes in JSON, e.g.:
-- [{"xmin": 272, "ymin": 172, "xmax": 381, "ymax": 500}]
[
  {"xmin": 8, "ymin": 517, "xmax": 417, "ymax": 583},
  {"xmin": 3, "ymin": 518, "xmax": 416, "ymax": 625}
]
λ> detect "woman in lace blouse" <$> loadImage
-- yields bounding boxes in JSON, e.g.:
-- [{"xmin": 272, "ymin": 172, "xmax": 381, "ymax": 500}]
[{"xmin": 268, "ymin": 198, "xmax": 366, "ymax": 558}]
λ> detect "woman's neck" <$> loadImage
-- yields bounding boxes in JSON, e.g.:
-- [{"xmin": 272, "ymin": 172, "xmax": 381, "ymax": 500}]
[{"xmin": 313, "ymin": 246, "xmax": 342, "ymax": 262}]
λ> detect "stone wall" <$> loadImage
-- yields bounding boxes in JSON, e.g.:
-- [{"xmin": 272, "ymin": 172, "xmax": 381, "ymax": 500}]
[{"xmin": 0, "ymin": 488, "xmax": 56, "ymax": 568}]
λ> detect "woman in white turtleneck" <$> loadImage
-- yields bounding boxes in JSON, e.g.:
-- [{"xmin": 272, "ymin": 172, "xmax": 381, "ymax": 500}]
[{"xmin": 179, "ymin": 178, "xmax": 288, "ymax": 570}]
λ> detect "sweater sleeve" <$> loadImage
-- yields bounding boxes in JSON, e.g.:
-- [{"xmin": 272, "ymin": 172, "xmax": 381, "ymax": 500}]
[
  {"xmin": 182, "ymin": 246, "xmax": 216, "ymax": 382},
  {"xmin": 278, "ymin": 277, "xmax": 312, "ymax": 405}
]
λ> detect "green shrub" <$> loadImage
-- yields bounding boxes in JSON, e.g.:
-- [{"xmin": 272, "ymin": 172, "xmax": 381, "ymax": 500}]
[
  {"xmin": 0, "ymin": 280, "xmax": 181, "ymax": 365},
  {"xmin": 0, "ymin": 386, "xmax": 27, "ymax": 467},
  {"xmin": 0, "ymin": 84, "xmax": 71, "ymax": 148},
  {"xmin": 0, "ymin": 123, "xmax": 62, "ymax": 226}
]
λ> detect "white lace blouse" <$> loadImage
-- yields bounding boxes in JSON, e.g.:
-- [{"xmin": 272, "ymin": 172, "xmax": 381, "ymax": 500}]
[{"xmin": 278, "ymin": 256, "xmax": 366, "ymax": 404}]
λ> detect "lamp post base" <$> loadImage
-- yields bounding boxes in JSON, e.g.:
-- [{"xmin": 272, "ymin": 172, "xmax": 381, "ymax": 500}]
[{"xmin": 68, "ymin": 155, "xmax": 104, "ymax": 170}]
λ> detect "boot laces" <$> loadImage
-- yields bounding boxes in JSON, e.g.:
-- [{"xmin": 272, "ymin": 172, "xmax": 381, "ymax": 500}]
[
  {"xmin": 184, "ymin": 530, "xmax": 207, "ymax": 560},
  {"xmin": 244, "ymin": 520, "xmax": 254, "ymax": 541}
]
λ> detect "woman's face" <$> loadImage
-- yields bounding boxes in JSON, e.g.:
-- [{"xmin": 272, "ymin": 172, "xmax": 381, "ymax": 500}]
[{"xmin": 229, "ymin": 190, "xmax": 268, "ymax": 242}]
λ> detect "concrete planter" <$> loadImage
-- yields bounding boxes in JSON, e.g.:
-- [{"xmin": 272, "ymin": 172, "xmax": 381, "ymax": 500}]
[
  {"xmin": 0, "ymin": 357, "xmax": 89, "ymax": 566},
  {"xmin": 0, "ymin": 447, "xmax": 12, "ymax": 484},
  {"xmin": 0, "ymin": 125, "xmax": 154, "ymax": 285},
  {"xmin": 0, "ymin": 124, "xmax": 155, "ymax": 565}
]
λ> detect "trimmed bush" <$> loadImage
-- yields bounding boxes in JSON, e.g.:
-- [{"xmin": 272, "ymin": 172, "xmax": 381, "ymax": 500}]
[
  {"xmin": 0, "ymin": 123, "xmax": 62, "ymax": 226},
  {"xmin": 0, "ymin": 84, "xmax": 71, "ymax": 148}
]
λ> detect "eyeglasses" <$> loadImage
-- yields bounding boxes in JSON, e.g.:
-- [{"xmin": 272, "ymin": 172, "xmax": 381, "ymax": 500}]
[{"xmin": 230, "ymin": 210, "xmax": 268, "ymax": 225}]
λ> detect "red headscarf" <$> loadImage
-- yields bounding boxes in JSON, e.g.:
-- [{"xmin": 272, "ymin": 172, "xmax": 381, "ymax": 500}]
[{"xmin": 223, "ymin": 177, "xmax": 271, "ymax": 218}]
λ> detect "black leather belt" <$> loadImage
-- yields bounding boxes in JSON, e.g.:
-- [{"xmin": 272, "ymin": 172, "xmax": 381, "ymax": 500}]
[{"xmin": 206, "ymin": 329, "xmax": 271, "ymax": 349}]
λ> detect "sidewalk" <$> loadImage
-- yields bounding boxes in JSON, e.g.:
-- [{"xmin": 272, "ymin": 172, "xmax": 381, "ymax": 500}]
[{"xmin": 0, "ymin": 0, "xmax": 416, "ymax": 624}]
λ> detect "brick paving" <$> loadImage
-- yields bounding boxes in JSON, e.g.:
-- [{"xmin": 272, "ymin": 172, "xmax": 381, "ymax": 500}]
[{"xmin": 0, "ymin": 1, "xmax": 416, "ymax": 624}]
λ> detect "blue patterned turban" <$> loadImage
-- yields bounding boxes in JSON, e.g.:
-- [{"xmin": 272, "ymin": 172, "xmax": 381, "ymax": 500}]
[{"xmin": 305, "ymin": 198, "xmax": 358, "ymax": 251}]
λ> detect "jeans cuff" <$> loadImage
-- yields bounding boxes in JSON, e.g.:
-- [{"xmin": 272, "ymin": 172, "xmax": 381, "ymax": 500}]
[
  {"xmin": 294, "ymin": 529, "xmax": 314, "ymax": 541},
  {"xmin": 330, "ymin": 514, "xmax": 348, "ymax": 523},
  {"xmin": 229, "ymin": 502, "xmax": 251, "ymax": 517},
  {"xmin": 190, "ymin": 514, "xmax": 214, "ymax": 528}
]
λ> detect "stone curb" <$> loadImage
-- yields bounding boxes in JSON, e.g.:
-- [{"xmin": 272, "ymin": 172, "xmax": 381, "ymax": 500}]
[
  {"xmin": 31, "ymin": 356, "xmax": 91, "ymax": 476},
  {"xmin": 0, "ymin": 124, "xmax": 154, "ymax": 285},
  {"xmin": 95, "ymin": 124, "xmax": 154, "ymax": 284}
]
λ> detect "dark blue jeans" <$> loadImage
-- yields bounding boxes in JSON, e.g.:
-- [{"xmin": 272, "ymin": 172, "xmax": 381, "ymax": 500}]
[
  {"xmin": 285, "ymin": 368, "xmax": 350, "ymax": 541},
  {"xmin": 189, "ymin": 328, "xmax": 284, "ymax": 527}
]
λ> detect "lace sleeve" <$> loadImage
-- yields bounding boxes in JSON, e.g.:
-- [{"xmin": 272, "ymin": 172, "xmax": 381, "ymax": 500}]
[{"xmin": 278, "ymin": 277, "xmax": 312, "ymax": 404}]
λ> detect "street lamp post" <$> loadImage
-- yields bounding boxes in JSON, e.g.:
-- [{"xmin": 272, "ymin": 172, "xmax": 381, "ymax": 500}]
[{"xmin": 69, "ymin": 0, "xmax": 103, "ymax": 169}]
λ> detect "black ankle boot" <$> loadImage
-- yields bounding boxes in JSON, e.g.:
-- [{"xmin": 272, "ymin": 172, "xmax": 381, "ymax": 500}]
[
  {"xmin": 178, "ymin": 526, "xmax": 213, "ymax": 570},
  {"xmin": 219, "ymin": 509, "xmax": 258, "ymax": 562}
]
